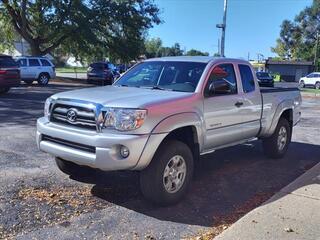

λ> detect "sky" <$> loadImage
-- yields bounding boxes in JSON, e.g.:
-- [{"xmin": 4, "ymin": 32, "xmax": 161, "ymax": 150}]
[{"xmin": 148, "ymin": 0, "xmax": 313, "ymax": 60}]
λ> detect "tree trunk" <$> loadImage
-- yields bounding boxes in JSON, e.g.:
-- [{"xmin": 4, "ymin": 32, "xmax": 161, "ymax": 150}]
[{"xmin": 29, "ymin": 43, "xmax": 42, "ymax": 56}]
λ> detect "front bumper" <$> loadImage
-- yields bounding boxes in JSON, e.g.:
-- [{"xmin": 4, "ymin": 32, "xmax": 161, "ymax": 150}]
[{"xmin": 36, "ymin": 117, "xmax": 166, "ymax": 171}]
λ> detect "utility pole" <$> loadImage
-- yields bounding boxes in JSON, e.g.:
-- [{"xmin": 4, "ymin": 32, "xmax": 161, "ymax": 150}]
[
  {"xmin": 314, "ymin": 31, "xmax": 319, "ymax": 71},
  {"xmin": 216, "ymin": 0, "xmax": 228, "ymax": 57}
]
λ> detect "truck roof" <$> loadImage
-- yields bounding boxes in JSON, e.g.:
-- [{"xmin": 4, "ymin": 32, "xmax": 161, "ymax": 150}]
[{"xmin": 144, "ymin": 56, "xmax": 250, "ymax": 64}]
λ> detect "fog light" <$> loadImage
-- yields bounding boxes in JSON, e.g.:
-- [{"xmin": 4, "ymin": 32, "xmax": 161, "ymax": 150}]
[{"xmin": 120, "ymin": 145, "xmax": 130, "ymax": 158}]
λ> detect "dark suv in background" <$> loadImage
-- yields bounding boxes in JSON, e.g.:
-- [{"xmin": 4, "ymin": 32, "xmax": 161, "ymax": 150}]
[
  {"xmin": 0, "ymin": 55, "xmax": 20, "ymax": 94},
  {"xmin": 256, "ymin": 72, "xmax": 274, "ymax": 87},
  {"xmin": 87, "ymin": 62, "xmax": 120, "ymax": 85}
]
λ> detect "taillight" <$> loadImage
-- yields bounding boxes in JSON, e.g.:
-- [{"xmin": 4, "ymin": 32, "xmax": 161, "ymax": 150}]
[{"xmin": 0, "ymin": 70, "xmax": 7, "ymax": 74}]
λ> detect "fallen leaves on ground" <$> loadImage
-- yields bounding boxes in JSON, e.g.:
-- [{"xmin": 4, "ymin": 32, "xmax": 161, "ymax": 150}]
[
  {"xmin": 186, "ymin": 192, "xmax": 274, "ymax": 240},
  {"xmin": 1, "ymin": 185, "xmax": 108, "ymax": 239}
]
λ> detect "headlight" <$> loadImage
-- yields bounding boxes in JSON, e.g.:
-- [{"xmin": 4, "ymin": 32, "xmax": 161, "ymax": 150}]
[
  {"xmin": 102, "ymin": 108, "xmax": 147, "ymax": 131},
  {"xmin": 44, "ymin": 98, "xmax": 54, "ymax": 117}
]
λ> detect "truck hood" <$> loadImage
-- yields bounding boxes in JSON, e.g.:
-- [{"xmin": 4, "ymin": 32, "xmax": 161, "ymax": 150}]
[{"xmin": 52, "ymin": 85, "xmax": 193, "ymax": 108}]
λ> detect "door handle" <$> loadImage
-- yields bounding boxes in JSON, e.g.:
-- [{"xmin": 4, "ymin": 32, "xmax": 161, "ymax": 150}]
[{"xmin": 235, "ymin": 101, "xmax": 244, "ymax": 107}]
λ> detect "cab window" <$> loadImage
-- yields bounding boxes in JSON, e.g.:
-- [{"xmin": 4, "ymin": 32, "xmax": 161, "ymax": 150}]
[
  {"xmin": 239, "ymin": 64, "xmax": 255, "ymax": 93},
  {"xmin": 205, "ymin": 64, "xmax": 237, "ymax": 96}
]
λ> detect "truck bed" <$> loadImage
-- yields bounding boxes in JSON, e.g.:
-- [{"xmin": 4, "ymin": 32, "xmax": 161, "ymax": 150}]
[
  {"xmin": 259, "ymin": 87, "xmax": 301, "ymax": 137},
  {"xmin": 260, "ymin": 87, "xmax": 299, "ymax": 93}
]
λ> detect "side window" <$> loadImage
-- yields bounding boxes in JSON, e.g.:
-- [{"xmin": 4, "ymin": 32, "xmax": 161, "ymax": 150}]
[
  {"xmin": 206, "ymin": 64, "xmax": 237, "ymax": 96},
  {"xmin": 239, "ymin": 64, "xmax": 255, "ymax": 93},
  {"xmin": 29, "ymin": 59, "xmax": 40, "ymax": 67},
  {"xmin": 307, "ymin": 74, "xmax": 314, "ymax": 78},
  {"xmin": 40, "ymin": 59, "xmax": 51, "ymax": 66},
  {"xmin": 18, "ymin": 59, "xmax": 28, "ymax": 67}
]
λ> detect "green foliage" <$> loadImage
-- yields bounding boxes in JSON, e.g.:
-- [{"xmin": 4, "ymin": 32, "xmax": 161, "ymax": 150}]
[
  {"xmin": 185, "ymin": 49, "xmax": 209, "ymax": 56},
  {"xmin": 0, "ymin": 0, "xmax": 161, "ymax": 62},
  {"xmin": 145, "ymin": 38, "xmax": 209, "ymax": 58},
  {"xmin": 0, "ymin": 14, "xmax": 14, "ymax": 53},
  {"xmin": 271, "ymin": 0, "xmax": 320, "ymax": 61}
]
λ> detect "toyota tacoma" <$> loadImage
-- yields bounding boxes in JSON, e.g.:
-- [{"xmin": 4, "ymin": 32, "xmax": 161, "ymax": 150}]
[{"xmin": 37, "ymin": 57, "xmax": 301, "ymax": 205}]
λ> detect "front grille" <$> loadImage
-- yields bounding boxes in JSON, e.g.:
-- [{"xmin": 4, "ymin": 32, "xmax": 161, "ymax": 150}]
[
  {"xmin": 50, "ymin": 103, "xmax": 96, "ymax": 130},
  {"xmin": 42, "ymin": 135, "xmax": 96, "ymax": 153}
]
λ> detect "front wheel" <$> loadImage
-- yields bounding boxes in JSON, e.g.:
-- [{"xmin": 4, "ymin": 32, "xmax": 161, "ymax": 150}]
[
  {"xmin": 299, "ymin": 80, "xmax": 305, "ymax": 89},
  {"xmin": 262, "ymin": 118, "xmax": 291, "ymax": 159},
  {"xmin": 140, "ymin": 140, "xmax": 194, "ymax": 206},
  {"xmin": 315, "ymin": 82, "xmax": 320, "ymax": 90}
]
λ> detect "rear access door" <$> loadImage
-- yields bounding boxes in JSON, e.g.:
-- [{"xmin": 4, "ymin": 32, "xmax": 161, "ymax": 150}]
[{"xmin": 236, "ymin": 64, "xmax": 263, "ymax": 139}]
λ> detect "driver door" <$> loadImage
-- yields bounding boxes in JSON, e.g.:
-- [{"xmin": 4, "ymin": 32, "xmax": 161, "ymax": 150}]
[{"xmin": 203, "ymin": 63, "xmax": 245, "ymax": 150}]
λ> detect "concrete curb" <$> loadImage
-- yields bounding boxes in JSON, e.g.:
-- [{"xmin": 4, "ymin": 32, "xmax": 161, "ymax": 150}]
[{"xmin": 214, "ymin": 162, "xmax": 320, "ymax": 240}]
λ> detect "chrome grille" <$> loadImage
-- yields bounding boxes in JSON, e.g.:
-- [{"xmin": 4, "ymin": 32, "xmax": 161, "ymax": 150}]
[{"xmin": 50, "ymin": 103, "xmax": 96, "ymax": 130}]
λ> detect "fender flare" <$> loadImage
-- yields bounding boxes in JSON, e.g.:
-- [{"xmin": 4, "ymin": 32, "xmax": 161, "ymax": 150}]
[
  {"xmin": 133, "ymin": 112, "xmax": 204, "ymax": 170},
  {"xmin": 151, "ymin": 112, "xmax": 204, "ymax": 147},
  {"xmin": 266, "ymin": 100, "xmax": 294, "ymax": 137}
]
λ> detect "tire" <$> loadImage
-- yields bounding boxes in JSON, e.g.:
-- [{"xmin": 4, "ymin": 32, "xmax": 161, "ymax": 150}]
[
  {"xmin": 0, "ymin": 87, "xmax": 10, "ymax": 94},
  {"xmin": 24, "ymin": 80, "xmax": 34, "ymax": 85},
  {"xmin": 262, "ymin": 118, "xmax": 291, "ymax": 159},
  {"xmin": 299, "ymin": 80, "xmax": 305, "ymax": 89},
  {"xmin": 37, "ymin": 73, "xmax": 50, "ymax": 85},
  {"xmin": 315, "ymin": 82, "xmax": 320, "ymax": 90},
  {"xmin": 55, "ymin": 157, "xmax": 95, "ymax": 176},
  {"xmin": 140, "ymin": 140, "xmax": 194, "ymax": 206}
]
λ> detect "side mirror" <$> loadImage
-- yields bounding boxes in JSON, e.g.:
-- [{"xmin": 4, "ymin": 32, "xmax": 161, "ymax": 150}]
[{"xmin": 206, "ymin": 79, "xmax": 231, "ymax": 96}]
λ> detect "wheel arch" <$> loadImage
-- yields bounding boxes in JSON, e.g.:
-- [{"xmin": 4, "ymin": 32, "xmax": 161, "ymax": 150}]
[
  {"xmin": 267, "ymin": 107, "xmax": 293, "ymax": 137},
  {"xmin": 133, "ymin": 112, "xmax": 204, "ymax": 170}
]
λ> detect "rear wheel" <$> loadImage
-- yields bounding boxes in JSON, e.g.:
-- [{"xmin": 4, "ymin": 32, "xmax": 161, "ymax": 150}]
[
  {"xmin": 0, "ymin": 87, "xmax": 10, "ymax": 94},
  {"xmin": 37, "ymin": 73, "xmax": 50, "ymax": 85},
  {"xmin": 315, "ymin": 82, "xmax": 320, "ymax": 90},
  {"xmin": 140, "ymin": 140, "xmax": 194, "ymax": 206},
  {"xmin": 262, "ymin": 118, "xmax": 291, "ymax": 159}
]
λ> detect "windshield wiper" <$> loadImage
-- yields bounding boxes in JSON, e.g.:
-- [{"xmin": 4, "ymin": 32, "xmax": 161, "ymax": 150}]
[
  {"xmin": 140, "ymin": 86, "xmax": 171, "ymax": 91},
  {"xmin": 117, "ymin": 84, "xmax": 140, "ymax": 88}
]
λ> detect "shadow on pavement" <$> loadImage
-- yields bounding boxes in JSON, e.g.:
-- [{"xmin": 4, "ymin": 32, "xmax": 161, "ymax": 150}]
[
  {"xmin": 0, "ymin": 84, "xmax": 89, "ymax": 126},
  {"xmin": 70, "ymin": 141, "xmax": 320, "ymax": 227}
]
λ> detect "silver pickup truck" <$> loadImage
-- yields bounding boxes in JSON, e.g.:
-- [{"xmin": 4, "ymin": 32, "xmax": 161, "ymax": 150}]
[{"xmin": 37, "ymin": 57, "xmax": 301, "ymax": 205}]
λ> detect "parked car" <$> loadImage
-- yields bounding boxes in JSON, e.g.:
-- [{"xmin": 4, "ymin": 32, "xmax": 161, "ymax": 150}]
[
  {"xmin": 37, "ymin": 56, "xmax": 301, "ymax": 206},
  {"xmin": 256, "ymin": 72, "xmax": 274, "ymax": 87},
  {"xmin": 299, "ymin": 72, "xmax": 320, "ymax": 89},
  {"xmin": 16, "ymin": 56, "xmax": 56, "ymax": 85},
  {"xmin": 87, "ymin": 62, "xmax": 120, "ymax": 85},
  {"xmin": 0, "ymin": 54, "xmax": 20, "ymax": 94}
]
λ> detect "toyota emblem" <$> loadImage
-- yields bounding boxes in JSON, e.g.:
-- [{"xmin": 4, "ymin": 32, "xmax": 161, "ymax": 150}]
[{"xmin": 66, "ymin": 109, "xmax": 77, "ymax": 122}]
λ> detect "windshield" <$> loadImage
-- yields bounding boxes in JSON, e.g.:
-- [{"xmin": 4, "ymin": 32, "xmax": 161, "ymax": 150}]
[
  {"xmin": 114, "ymin": 61, "xmax": 207, "ymax": 92},
  {"xmin": 256, "ymin": 72, "xmax": 270, "ymax": 78}
]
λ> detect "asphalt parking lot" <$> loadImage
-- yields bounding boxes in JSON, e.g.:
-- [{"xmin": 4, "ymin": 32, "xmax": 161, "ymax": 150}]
[{"xmin": 0, "ymin": 83, "xmax": 319, "ymax": 239}]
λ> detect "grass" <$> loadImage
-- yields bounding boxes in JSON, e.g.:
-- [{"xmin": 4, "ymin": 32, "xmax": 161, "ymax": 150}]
[
  {"xmin": 301, "ymin": 88, "xmax": 320, "ymax": 94},
  {"xmin": 56, "ymin": 67, "xmax": 87, "ymax": 73}
]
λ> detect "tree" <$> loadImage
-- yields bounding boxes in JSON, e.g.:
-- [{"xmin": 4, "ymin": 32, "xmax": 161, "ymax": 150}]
[
  {"xmin": 0, "ymin": 16, "xmax": 14, "ymax": 53},
  {"xmin": 0, "ymin": 0, "xmax": 160, "ymax": 62},
  {"xmin": 145, "ymin": 37, "xmax": 163, "ymax": 58},
  {"xmin": 272, "ymin": 0, "xmax": 320, "ymax": 62},
  {"xmin": 185, "ymin": 49, "xmax": 209, "ymax": 56}
]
